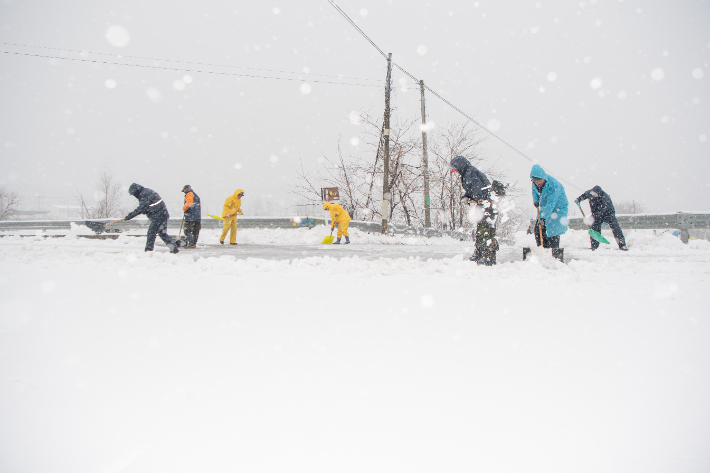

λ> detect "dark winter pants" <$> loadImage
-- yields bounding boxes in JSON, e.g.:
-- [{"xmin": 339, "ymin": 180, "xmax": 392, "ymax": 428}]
[
  {"xmin": 146, "ymin": 216, "xmax": 175, "ymax": 252},
  {"xmin": 534, "ymin": 220, "xmax": 560, "ymax": 248},
  {"xmin": 184, "ymin": 220, "xmax": 201, "ymax": 247},
  {"xmin": 473, "ymin": 222, "xmax": 498, "ymax": 265},
  {"xmin": 590, "ymin": 213, "xmax": 626, "ymax": 250}
]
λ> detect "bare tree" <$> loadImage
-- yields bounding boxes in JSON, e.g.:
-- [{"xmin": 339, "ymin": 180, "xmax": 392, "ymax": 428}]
[
  {"xmin": 0, "ymin": 187, "xmax": 21, "ymax": 220},
  {"xmin": 615, "ymin": 200, "xmax": 645, "ymax": 214},
  {"xmin": 291, "ymin": 110, "xmax": 523, "ymax": 236},
  {"xmin": 76, "ymin": 168, "xmax": 124, "ymax": 219}
]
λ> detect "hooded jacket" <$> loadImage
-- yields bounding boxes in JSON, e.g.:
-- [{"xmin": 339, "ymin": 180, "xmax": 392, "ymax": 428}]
[
  {"xmin": 450, "ymin": 156, "xmax": 491, "ymax": 202},
  {"xmin": 576, "ymin": 185, "xmax": 615, "ymax": 217},
  {"xmin": 125, "ymin": 183, "xmax": 169, "ymax": 221},
  {"xmin": 182, "ymin": 186, "xmax": 202, "ymax": 222},
  {"xmin": 324, "ymin": 203, "xmax": 351, "ymax": 228},
  {"xmin": 530, "ymin": 165, "xmax": 569, "ymax": 237},
  {"xmin": 222, "ymin": 189, "xmax": 244, "ymax": 221}
]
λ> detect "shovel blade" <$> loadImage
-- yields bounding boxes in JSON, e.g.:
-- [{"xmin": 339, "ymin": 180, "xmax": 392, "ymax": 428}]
[
  {"xmin": 322, "ymin": 235, "xmax": 334, "ymax": 244},
  {"xmin": 84, "ymin": 220, "xmax": 106, "ymax": 235},
  {"xmin": 589, "ymin": 229, "xmax": 610, "ymax": 244}
]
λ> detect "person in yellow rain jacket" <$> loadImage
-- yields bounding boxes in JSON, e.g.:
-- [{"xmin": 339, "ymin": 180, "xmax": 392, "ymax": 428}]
[
  {"xmin": 220, "ymin": 189, "xmax": 244, "ymax": 245},
  {"xmin": 323, "ymin": 202, "xmax": 351, "ymax": 244}
]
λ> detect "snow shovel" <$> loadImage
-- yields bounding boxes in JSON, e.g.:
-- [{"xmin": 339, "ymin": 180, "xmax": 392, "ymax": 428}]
[
  {"xmin": 84, "ymin": 218, "xmax": 125, "ymax": 235},
  {"xmin": 174, "ymin": 214, "xmax": 187, "ymax": 247},
  {"xmin": 576, "ymin": 203, "xmax": 610, "ymax": 244},
  {"xmin": 322, "ymin": 228, "xmax": 334, "ymax": 245},
  {"xmin": 207, "ymin": 214, "xmax": 224, "ymax": 221}
]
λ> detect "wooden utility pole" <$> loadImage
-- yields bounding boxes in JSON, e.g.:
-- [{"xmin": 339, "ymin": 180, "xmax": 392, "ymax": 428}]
[
  {"xmin": 419, "ymin": 79, "xmax": 431, "ymax": 228},
  {"xmin": 381, "ymin": 52, "xmax": 392, "ymax": 233}
]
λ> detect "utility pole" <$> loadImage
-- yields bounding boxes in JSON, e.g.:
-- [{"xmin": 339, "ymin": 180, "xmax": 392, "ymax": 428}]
[
  {"xmin": 381, "ymin": 52, "xmax": 392, "ymax": 234},
  {"xmin": 419, "ymin": 79, "xmax": 431, "ymax": 228}
]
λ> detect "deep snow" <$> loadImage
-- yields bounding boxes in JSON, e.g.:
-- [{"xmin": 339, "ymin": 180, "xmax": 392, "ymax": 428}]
[{"xmin": 0, "ymin": 228, "xmax": 709, "ymax": 473}]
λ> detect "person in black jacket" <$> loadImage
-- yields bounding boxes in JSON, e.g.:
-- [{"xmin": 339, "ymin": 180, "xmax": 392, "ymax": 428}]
[
  {"xmin": 125, "ymin": 183, "xmax": 179, "ymax": 253},
  {"xmin": 575, "ymin": 185, "xmax": 628, "ymax": 251},
  {"xmin": 450, "ymin": 156, "xmax": 503, "ymax": 266},
  {"xmin": 180, "ymin": 185, "xmax": 201, "ymax": 248}
]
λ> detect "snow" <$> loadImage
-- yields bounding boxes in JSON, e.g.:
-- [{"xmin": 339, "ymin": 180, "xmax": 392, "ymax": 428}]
[{"xmin": 1, "ymin": 229, "xmax": 709, "ymax": 472}]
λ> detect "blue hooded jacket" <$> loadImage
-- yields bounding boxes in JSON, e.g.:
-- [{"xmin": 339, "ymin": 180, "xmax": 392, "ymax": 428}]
[{"xmin": 530, "ymin": 165, "xmax": 569, "ymax": 237}]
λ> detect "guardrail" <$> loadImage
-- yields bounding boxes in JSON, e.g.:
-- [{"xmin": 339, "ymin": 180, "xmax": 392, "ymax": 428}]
[
  {"xmin": 0, "ymin": 217, "xmax": 474, "ymax": 241},
  {"xmin": 568, "ymin": 212, "xmax": 710, "ymax": 243}
]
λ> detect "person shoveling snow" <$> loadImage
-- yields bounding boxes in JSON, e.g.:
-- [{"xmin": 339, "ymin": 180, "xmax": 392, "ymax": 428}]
[
  {"xmin": 180, "ymin": 184, "xmax": 202, "ymax": 248},
  {"xmin": 450, "ymin": 155, "xmax": 505, "ymax": 266},
  {"xmin": 124, "ymin": 183, "xmax": 179, "ymax": 254},
  {"xmin": 530, "ymin": 165, "xmax": 568, "ymax": 262},
  {"xmin": 322, "ymin": 202, "xmax": 351, "ymax": 244},
  {"xmin": 219, "ymin": 189, "xmax": 244, "ymax": 245},
  {"xmin": 574, "ymin": 185, "xmax": 628, "ymax": 251}
]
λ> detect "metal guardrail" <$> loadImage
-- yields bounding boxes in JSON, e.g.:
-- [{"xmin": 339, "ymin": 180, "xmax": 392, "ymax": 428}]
[
  {"xmin": 0, "ymin": 217, "xmax": 474, "ymax": 240},
  {"xmin": 568, "ymin": 212, "xmax": 710, "ymax": 243}
]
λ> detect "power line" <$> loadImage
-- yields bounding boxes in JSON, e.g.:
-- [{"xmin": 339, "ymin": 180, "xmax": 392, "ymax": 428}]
[
  {"xmin": 3, "ymin": 41, "xmax": 387, "ymax": 83},
  {"xmin": 326, "ymin": 0, "xmax": 583, "ymax": 192},
  {"xmin": 1, "ymin": 50, "xmax": 384, "ymax": 88},
  {"xmin": 327, "ymin": 0, "xmax": 388, "ymax": 60}
]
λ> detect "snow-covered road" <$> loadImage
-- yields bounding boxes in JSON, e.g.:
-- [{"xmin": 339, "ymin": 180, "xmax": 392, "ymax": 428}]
[{"xmin": 1, "ymin": 228, "xmax": 709, "ymax": 473}]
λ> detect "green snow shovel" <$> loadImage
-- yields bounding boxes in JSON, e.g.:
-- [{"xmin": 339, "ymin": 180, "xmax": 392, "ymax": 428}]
[{"xmin": 576, "ymin": 203, "xmax": 610, "ymax": 244}]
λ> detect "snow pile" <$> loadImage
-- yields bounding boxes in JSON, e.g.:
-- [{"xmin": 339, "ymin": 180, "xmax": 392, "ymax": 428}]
[
  {"xmin": 0, "ymin": 231, "xmax": 709, "ymax": 473},
  {"xmin": 69, "ymin": 221, "xmax": 96, "ymax": 236}
]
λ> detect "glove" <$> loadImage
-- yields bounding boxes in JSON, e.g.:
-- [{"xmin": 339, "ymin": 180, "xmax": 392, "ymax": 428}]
[
  {"xmin": 533, "ymin": 202, "xmax": 539, "ymax": 208},
  {"xmin": 574, "ymin": 199, "xmax": 580, "ymax": 205}
]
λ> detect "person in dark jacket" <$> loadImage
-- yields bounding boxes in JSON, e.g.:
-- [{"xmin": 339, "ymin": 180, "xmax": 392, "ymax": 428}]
[
  {"xmin": 575, "ymin": 185, "xmax": 628, "ymax": 251},
  {"xmin": 125, "ymin": 183, "xmax": 178, "ymax": 253},
  {"xmin": 180, "ymin": 185, "xmax": 201, "ymax": 248},
  {"xmin": 450, "ymin": 156, "xmax": 501, "ymax": 266}
]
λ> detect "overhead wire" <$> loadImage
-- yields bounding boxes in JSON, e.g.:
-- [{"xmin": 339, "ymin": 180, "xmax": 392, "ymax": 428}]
[
  {"xmin": 2, "ymin": 41, "xmax": 385, "ymax": 83},
  {"xmin": 327, "ymin": 0, "xmax": 389, "ymax": 60},
  {"xmin": 327, "ymin": 0, "xmax": 583, "ymax": 191},
  {"xmin": 0, "ymin": 50, "xmax": 384, "ymax": 88}
]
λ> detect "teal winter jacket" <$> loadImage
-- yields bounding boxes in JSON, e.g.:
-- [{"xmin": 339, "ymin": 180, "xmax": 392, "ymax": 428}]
[{"xmin": 530, "ymin": 165, "xmax": 569, "ymax": 237}]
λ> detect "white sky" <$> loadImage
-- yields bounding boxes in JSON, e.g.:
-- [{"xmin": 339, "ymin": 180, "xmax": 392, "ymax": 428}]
[{"xmin": 0, "ymin": 0, "xmax": 708, "ymax": 215}]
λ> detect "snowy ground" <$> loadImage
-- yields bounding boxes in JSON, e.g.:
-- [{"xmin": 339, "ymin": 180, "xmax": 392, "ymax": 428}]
[{"xmin": 1, "ymin": 227, "xmax": 709, "ymax": 473}]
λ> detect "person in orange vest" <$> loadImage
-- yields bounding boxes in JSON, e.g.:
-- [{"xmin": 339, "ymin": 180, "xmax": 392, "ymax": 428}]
[
  {"xmin": 220, "ymin": 189, "xmax": 244, "ymax": 245},
  {"xmin": 322, "ymin": 202, "xmax": 351, "ymax": 244}
]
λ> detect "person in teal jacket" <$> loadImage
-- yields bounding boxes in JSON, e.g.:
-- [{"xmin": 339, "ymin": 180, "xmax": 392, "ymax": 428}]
[{"xmin": 530, "ymin": 164, "xmax": 568, "ymax": 255}]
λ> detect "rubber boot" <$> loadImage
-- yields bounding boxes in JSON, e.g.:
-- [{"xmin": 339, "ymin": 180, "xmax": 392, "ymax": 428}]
[
  {"xmin": 344, "ymin": 236, "xmax": 350, "ymax": 244},
  {"xmin": 552, "ymin": 248, "xmax": 564, "ymax": 262},
  {"xmin": 333, "ymin": 238, "xmax": 341, "ymax": 244}
]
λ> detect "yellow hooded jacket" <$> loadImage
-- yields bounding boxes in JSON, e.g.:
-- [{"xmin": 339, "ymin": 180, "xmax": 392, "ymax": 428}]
[
  {"xmin": 222, "ymin": 189, "xmax": 244, "ymax": 221},
  {"xmin": 324, "ymin": 203, "xmax": 351, "ymax": 228}
]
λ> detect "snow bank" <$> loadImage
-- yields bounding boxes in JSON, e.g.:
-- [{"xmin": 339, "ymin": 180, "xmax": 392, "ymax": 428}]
[{"xmin": 1, "ymin": 229, "xmax": 709, "ymax": 473}]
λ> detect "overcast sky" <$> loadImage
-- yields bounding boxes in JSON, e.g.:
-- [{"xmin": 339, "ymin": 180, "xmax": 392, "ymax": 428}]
[{"xmin": 0, "ymin": 0, "xmax": 708, "ymax": 217}]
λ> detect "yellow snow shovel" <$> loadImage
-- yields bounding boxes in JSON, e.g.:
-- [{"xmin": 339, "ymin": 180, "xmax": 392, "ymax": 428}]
[
  {"xmin": 207, "ymin": 214, "xmax": 224, "ymax": 221},
  {"xmin": 322, "ymin": 228, "xmax": 334, "ymax": 244}
]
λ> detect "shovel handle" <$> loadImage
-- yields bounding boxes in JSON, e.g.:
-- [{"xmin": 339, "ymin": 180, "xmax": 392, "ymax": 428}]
[
  {"xmin": 536, "ymin": 206, "xmax": 544, "ymax": 245},
  {"xmin": 178, "ymin": 215, "xmax": 185, "ymax": 238},
  {"xmin": 105, "ymin": 218, "xmax": 125, "ymax": 226}
]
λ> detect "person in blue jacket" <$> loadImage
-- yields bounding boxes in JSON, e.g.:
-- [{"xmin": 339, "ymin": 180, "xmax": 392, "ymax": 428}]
[
  {"xmin": 124, "ymin": 183, "xmax": 179, "ymax": 253},
  {"xmin": 530, "ymin": 165, "xmax": 568, "ymax": 260}
]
